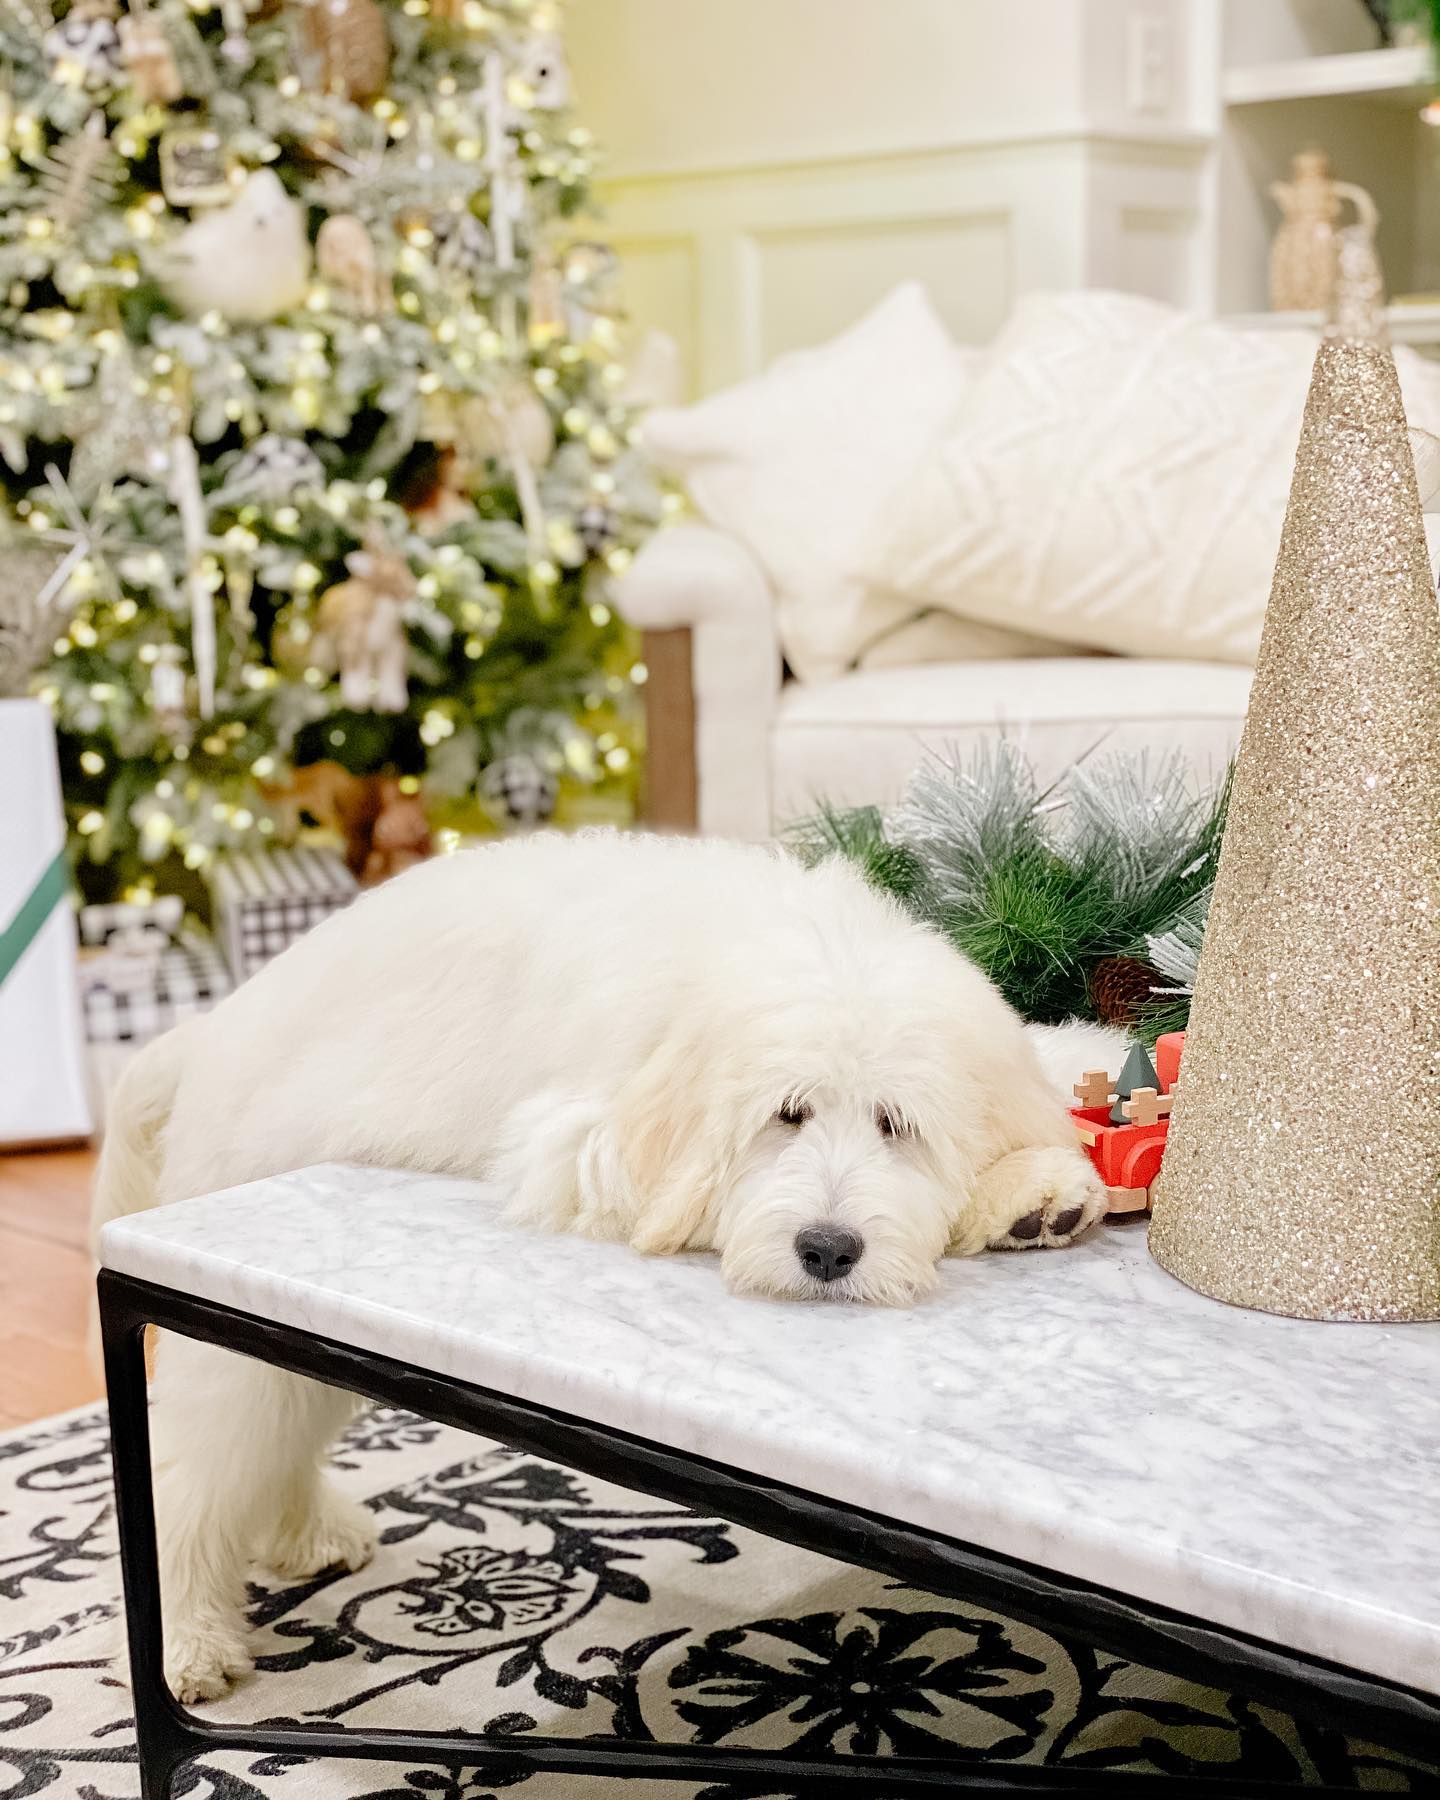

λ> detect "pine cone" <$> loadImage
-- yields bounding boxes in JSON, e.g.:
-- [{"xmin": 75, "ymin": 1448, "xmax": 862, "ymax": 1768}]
[{"xmin": 1089, "ymin": 955, "xmax": 1160, "ymax": 1028}]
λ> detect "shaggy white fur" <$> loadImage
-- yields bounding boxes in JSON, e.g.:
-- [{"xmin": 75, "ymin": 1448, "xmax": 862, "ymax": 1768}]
[{"xmin": 93, "ymin": 831, "xmax": 1107, "ymax": 1703}]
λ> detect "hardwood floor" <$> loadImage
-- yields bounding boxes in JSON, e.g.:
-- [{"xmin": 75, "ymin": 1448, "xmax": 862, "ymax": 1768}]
[{"xmin": 0, "ymin": 1146, "xmax": 103, "ymax": 1430}]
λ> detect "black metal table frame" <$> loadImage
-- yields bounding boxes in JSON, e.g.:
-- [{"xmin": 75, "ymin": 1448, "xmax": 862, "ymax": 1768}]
[{"xmin": 98, "ymin": 1267, "xmax": 1440, "ymax": 1800}]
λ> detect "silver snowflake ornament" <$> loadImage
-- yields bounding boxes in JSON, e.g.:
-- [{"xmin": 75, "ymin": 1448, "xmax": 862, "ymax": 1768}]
[
  {"xmin": 45, "ymin": 10, "xmax": 124, "ymax": 90},
  {"xmin": 216, "ymin": 435, "xmax": 326, "ymax": 505},
  {"xmin": 432, "ymin": 208, "xmax": 494, "ymax": 286},
  {"xmin": 576, "ymin": 502, "xmax": 618, "ymax": 556}
]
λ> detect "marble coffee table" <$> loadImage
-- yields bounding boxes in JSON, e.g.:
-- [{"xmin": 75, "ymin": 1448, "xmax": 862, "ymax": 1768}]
[{"xmin": 98, "ymin": 1163, "xmax": 1440, "ymax": 1798}]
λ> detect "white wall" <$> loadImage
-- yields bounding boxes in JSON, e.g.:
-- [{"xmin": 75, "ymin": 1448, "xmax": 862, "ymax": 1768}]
[
  {"xmin": 569, "ymin": 0, "xmax": 1092, "ymax": 174},
  {"xmin": 570, "ymin": 0, "xmax": 1215, "ymax": 396}
]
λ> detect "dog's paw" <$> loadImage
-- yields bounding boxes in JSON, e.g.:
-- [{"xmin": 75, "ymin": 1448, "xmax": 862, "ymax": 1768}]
[
  {"xmin": 261, "ymin": 1486, "xmax": 377, "ymax": 1582},
  {"xmin": 165, "ymin": 1620, "xmax": 253, "ymax": 1705},
  {"xmin": 952, "ymin": 1146, "xmax": 1106, "ymax": 1257},
  {"xmin": 988, "ymin": 1146, "xmax": 1106, "ymax": 1251}
]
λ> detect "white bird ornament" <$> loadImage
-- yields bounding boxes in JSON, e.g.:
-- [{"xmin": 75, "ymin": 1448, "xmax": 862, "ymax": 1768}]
[{"xmin": 160, "ymin": 168, "xmax": 311, "ymax": 323}]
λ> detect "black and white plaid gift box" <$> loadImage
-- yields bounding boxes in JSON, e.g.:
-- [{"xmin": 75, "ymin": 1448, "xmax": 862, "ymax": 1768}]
[
  {"xmin": 80, "ymin": 924, "xmax": 233, "ymax": 1046},
  {"xmin": 207, "ymin": 846, "xmax": 358, "ymax": 981},
  {"xmin": 77, "ymin": 895, "xmax": 185, "ymax": 993}
]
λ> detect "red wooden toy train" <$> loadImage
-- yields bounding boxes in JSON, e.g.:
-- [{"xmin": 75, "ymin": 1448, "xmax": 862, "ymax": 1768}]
[{"xmin": 1069, "ymin": 1031, "xmax": 1185, "ymax": 1217}]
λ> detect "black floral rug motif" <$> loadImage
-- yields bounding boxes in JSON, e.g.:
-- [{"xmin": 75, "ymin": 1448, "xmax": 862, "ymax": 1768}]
[{"xmin": 1, "ymin": 1405, "xmax": 1434, "ymax": 1799}]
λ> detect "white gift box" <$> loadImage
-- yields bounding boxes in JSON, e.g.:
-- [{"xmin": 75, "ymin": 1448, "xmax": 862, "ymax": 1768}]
[{"xmin": 0, "ymin": 698, "xmax": 92, "ymax": 1145}]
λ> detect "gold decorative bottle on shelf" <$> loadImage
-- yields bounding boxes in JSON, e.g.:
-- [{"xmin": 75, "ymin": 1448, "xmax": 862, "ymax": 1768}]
[{"xmin": 1268, "ymin": 150, "xmax": 1381, "ymax": 314}]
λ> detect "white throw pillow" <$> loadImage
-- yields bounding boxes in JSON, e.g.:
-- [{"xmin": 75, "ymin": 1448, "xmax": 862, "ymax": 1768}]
[
  {"xmin": 644, "ymin": 284, "xmax": 1008, "ymax": 681},
  {"xmin": 860, "ymin": 290, "xmax": 1440, "ymax": 667}
]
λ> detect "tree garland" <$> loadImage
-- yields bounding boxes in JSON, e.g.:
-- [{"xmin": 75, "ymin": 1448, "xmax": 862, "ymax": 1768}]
[{"xmin": 790, "ymin": 743, "xmax": 1230, "ymax": 1039}]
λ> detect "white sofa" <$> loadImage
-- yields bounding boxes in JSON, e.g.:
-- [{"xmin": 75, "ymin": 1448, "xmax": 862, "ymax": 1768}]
[
  {"xmin": 618, "ymin": 522, "xmax": 1253, "ymax": 841},
  {"xmin": 615, "ymin": 285, "xmax": 1440, "ymax": 841}
]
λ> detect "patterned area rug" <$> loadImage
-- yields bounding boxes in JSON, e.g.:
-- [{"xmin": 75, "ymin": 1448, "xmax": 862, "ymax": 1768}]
[{"xmin": 3, "ymin": 1404, "xmax": 1435, "ymax": 1798}]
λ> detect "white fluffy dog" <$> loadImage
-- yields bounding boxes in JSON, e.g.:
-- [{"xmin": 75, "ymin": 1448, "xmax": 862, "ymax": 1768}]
[{"xmin": 94, "ymin": 831, "xmax": 1107, "ymax": 1702}]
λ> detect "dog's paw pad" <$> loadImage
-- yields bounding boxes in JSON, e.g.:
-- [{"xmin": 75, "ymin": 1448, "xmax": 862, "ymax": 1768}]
[
  {"xmin": 165, "ymin": 1628, "xmax": 253, "ymax": 1705},
  {"xmin": 962, "ymin": 1147, "xmax": 1109, "ymax": 1258},
  {"xmin": 990, "ymin": 1161, "xmax": 1107, "ymax": 1252}
]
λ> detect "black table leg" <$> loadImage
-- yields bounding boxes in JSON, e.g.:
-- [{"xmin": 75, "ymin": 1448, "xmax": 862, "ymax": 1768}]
[{"xmin": 99, "ymin": 1285, "xmax": 198, "ymax": 1800}]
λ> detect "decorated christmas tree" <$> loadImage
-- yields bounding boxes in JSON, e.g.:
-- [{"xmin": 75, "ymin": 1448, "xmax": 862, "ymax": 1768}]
[{"xmin": 0, "ymin": 0, "xmax": 664, "ymax": 902}]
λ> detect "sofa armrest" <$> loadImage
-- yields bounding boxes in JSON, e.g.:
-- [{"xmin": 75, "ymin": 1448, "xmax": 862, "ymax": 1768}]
[
  {"xmin": 617, "ymin": 524, "xmax": 782, "ymax": 841},
  {"xmin": 616, "ymin": 521, "xmax": 779, "ymax": 633}
]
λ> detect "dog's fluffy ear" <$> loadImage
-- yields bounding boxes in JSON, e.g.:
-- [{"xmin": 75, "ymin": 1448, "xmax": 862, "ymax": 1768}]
[{"xmin": 609, "ymin": 1020, "xmax": 741, "ymax": 1256}]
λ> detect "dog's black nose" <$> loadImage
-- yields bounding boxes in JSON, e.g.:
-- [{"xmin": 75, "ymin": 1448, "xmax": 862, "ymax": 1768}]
[{"xmin": 794, "ymin": 1225, "xmax": 864, "ymax": 1283}]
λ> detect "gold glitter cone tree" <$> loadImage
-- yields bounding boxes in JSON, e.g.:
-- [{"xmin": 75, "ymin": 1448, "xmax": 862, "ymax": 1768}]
[{"xmin": 1149, "ymin": 331, "xmax": 1440, "ymax": 1322}]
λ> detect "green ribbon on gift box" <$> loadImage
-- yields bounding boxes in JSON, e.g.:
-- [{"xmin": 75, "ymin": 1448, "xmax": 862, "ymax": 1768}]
[{"xmin": 0, "ymin": 849, "xmax": 69, "ymax": 991}]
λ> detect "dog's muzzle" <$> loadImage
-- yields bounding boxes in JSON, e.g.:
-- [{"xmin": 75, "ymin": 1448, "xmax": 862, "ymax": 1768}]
[{"xmin": 794, "ymin": 1224, "xmax": 864, "ymax": 1284}]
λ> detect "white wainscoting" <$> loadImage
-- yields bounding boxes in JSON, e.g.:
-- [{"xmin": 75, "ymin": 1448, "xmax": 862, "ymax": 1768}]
[
  {"xmin": 571, "ymin": 0, "xmax": 1216, "ymax": 397},
  {"xmin": 575, "ymin": 0, "xmax": 1440, "ymax": 393},
  {"xmin": 602, "ymin": 136, "xmax": 1208, "ymax": 396}
]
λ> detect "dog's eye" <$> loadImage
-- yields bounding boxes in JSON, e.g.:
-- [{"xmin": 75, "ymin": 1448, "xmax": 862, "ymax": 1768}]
[
  {"xmin": 776, "ymin": 1099, "xmax": 813, "ymax": 1128},
  {"xmin": 876, "ymin": 1105, "xmax": 901, "ymax": 1139}
]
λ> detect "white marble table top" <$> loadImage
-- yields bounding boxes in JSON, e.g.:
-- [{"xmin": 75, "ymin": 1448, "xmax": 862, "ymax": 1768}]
[{"xmin": 101, "ymin": 1163, "xmax": 1440, "ymax": 1698}]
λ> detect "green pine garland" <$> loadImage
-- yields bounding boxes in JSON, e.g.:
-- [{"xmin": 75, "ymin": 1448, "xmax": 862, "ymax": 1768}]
[
  {"xmin": 1376, "ymin": 0, "xmax": 1440, "ymax": 50},
  {"xmin": 789, "ymin": 743, "xmax": 1230, "ymax": 1038}
]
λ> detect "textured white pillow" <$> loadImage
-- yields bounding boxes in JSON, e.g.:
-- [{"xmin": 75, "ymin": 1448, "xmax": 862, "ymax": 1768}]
[
  {"xmin": 852, "ymin": 600, "xmax": 1082, "ymax": 670},
  {"xmin": 861, "ymin": 290, "xmax": 1440, "ymax": 667},
  {"xmin": 643, "ymin": 284, "xmax": 997, "ymax": 681}
]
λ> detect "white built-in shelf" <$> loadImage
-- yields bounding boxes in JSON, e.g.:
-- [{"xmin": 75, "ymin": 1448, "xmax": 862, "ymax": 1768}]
[
  {"xmin": 1223, "ymin": 44, "xmax": 1433, "ymax": 108},
  {"xmin": 1223, "ymin": 301, "xmax": 1440, "ymax": 351},
  {"xmin": 1384, "ymin": 299, "xmax": 1440, "ymax": 345}
]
